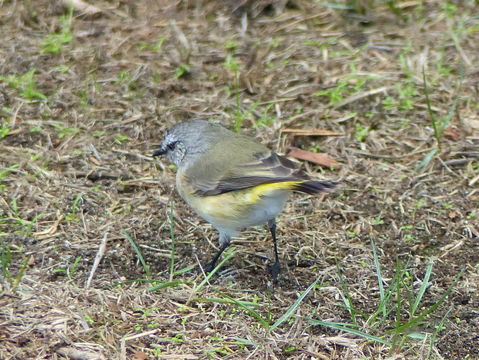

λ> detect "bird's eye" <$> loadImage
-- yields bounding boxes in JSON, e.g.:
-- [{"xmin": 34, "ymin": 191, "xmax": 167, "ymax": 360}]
[{"xmin": 167, "ymin": 141, "xmax": 178, "ymax": 151}]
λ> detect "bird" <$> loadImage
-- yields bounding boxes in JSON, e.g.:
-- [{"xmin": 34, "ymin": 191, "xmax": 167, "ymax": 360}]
[{"xmin": 153, "ymin": 119, "xmax": 337, "ymax": 282}]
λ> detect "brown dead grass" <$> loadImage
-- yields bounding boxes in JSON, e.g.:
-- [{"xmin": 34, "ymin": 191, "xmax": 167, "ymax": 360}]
[{"xmin": 1, "ymin": 0, "xmax": 478, "ymax": 359}]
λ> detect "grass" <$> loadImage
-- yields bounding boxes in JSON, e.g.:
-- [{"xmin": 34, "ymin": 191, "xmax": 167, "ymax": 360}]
[
  {"xmin": 0, "ymin": 186, "xmax": 45, "ymax": 237},
  {"xmin": 417, "ymin": 66, "xmax": 463, "ymax": 170},
  {"xmin": 52, "ymin": 123, "xmax": 81, "ymax": 139},
  {"xmin": 223, "ymin": 54, "xmax": 245, "ymax": 132},
  {"xmin": 123, "ymin": 230, "xmax": 152, "ymax": 277},
  {"xmin": 143, "ymin": 245, "xmax": 461, "ymax": 356},
  {"xmin": 1, "ymin": 0, "xmax": 477, "ymax": 358},
  {"xmin": 314, "ymin": 71, "xmax": 380, "ymax": 106},
  {"xmin": 174, "ymin": 64, "xmax": 191, "ymax": 79},
  {"xmin": 0, "ymin": 121, "xmax": 10, "ymax": 139},
  {"xmin": 137, "ymin": 37, "xmax": 165, "ymax": 52},
  {"xmin": 0, "ymin": 241, "xmax": 29, "ymax": 292},
  {"xmin": 0, "ymin": 69, "xmax": 47, "ymax": 100},
  {"xmin": 65, "ymin": 193, "xmax": 84, "ymax": 222},
  {"xmin": 191, "ymin": 247, "xmax": 237, "ymax": 295},
  {"xmin": 52, "ymin": 255, "xmax": 83, "ymax": 281},
  {"xmin": 40, "ymin": 7, "xmax": 73, "ymax": 54},
  {"xmin": 218, "ymin": 278, "xmax": 319, "ymax": 333},
  {"xmin": 168, "ymin": 201, "xmax": 177, "ymax": 281},
  {"xmin": 0, "ymin": 164, "xmax": 19, "ymax": 193},
  {"xmin": 310, "ymin": 243, "xmax": 464, "ymax": 355}
]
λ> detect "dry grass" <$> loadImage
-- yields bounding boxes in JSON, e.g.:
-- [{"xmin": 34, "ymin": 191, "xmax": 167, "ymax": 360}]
[{"xmin": 1, "ymin": 0, "xmax": 478, "ymax": 359}]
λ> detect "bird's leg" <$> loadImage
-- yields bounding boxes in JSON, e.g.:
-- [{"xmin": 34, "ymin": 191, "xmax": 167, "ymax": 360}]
[
  {"xmin": 268, "ymin": 219, "xmax": 281, "ymax": 283},
  {"xmin": 204, "ymin": 233, "xmax": 230, "ymax": 273}
]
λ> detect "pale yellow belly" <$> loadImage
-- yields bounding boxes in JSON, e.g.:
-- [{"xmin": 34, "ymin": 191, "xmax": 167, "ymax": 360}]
[{"xmin": 177, "ymin": 175, "xmax": 290, "ymax": 232}]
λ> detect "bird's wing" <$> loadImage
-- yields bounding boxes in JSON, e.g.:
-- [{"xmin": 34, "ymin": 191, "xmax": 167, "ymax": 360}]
[
  {"xmin": 184, "ymin": 136, "xmax": 309, "ymax": 196},
  {"xmin": 210, "ymin": 151, "xmax": 309, "ymax": 194}
]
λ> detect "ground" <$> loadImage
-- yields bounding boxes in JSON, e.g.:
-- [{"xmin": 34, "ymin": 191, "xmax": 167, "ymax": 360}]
[{"xmin": 0, "ymin": 0, "xmax": 478, "ymax": 359}]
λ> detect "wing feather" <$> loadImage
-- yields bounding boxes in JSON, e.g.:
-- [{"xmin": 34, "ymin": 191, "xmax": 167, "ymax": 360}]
[{"xmin": 189, "ymin": 151, "xmax": 310, "ymax": 196}]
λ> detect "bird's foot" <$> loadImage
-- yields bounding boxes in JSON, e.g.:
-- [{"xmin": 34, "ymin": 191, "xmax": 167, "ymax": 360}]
[
  {"xmin": 269, "ymin": 261, "xmax": 281, "ymax": 284},
  {"xmin": 202, "ymin": 261, "xmax": 216, "ymax": 274}
]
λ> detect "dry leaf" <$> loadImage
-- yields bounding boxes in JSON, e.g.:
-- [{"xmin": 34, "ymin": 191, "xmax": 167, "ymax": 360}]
[
  {"xmin": 443, "ymin": 127, "xmax": 462, "ymax": 141},
  {"xmin": 289, "ymin": 147, "xmax": 340, "ymax": 167},
  {"xmin": 448, "ymin": 211, "xmax": 458, "ymax": 219},
  {"xmin": 28, "ymin": 255, "xmax": 35, "ymax": 266},
  {"xmin": 34, "ymin": 214, "xmax": 64, "ymax": 238},
  {"xmin": 133, "ymin": 351, "xmax": 148, "ymax": 360}
]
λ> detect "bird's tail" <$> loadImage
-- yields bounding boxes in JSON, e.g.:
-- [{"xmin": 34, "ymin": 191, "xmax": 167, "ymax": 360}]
[{"xmin": 290, "ymin": 180, "xmax": 339, "ymax": 194}]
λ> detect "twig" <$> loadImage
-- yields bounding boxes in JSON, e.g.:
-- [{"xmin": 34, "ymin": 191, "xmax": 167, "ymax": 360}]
[
  {"xmin": 72, "ymin": 171, "xmax": 133, "ymax": 181},
  {"xmin": 281, "ymin": 128, "xmax": 344, "ymax": 136},
  {"xmin": 444, "ymin": 158, "xmax": 477, "ymax": 166},
  {"xmin": 333, "ymin": 86, "xmax": 393, "ymax": 109},
  {"xmin": 437, "ymin": 156, "xmax": 459, "ymax": 177},
  {"xmin": 57, "ymin": 347, "xmax": 106, "ymax": 360},
  {"xmin": 63, "ymin": 0, "xmax": 102, "ymax": 16},
  {"xmin": 120, "ymin": 329, "xmax": 160, "ymax": 360},
  {"xmin": 85, "ymin": 233, "xmax": 108, "ymax": 289},
  {"xmin": 170, "ymin": 20, "xmax": 191, "ymax": 61}
]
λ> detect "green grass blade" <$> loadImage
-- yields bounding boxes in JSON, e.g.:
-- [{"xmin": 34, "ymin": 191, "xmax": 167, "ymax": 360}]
[
  {"xmin": 173, "ymin": 265, "xmax": 195, "ymax": 276},
  {"xmin": 12, "ymin": 256, "xmax": 29, "ymax": 291},
  {"xmin": 194, "ymin": 297, "xmax": 260, "ymax": 307},
  {"xmin": 0, "ymin": 242, "xmax": 12, "ymax": 277},
  {"xmin": 222, "ymin": 293, "xmax": 270, "ymax": 330},
  {"xmin": 112, "ymin": 278, "xmax": 159, "ymax": 286},
  {"xmin": 380, "ymin": 272, "xmax": 400, "ymax": 323},
  {"xmin": 367, "ymin": 267, "xmax": 401, "ymax": 328},
  {"xmin": 147, "ymin": 280, "xmax": 186, "ymax": 292},
  {"xmin": 416, "ymin": 148, "xmax": 438, "ymax": 171},
  {"xmin": 168, "ymin": 201, "xmax": 176, "ymax": 281},
  {"xmin": 422, "ymin": 67, "xmax": 438, "ymax": 141},
  {"xmin": 312, "ymin": 321, "xmax": 360, "ymax": 328},
  {"xmin": 111, "ymin": 278, "xmax": 189, "ymax": 288},
  {"xmin": 232, "ymin": 337, "xmax": 255, "ymax": 346},
  {"xmin": 371, "ymin": 241, "xmax": 385, "ymax": 317},
  {"xmin": 0, "ymin": 164, "xmax": 20, "ymax": 180},
  {"xmin": 439, "ymin": 96, "xmax": 458, "ymax": 136},
  {"xmin": 66, "ymin": 255, "xmax": 82, "ymax": 280},
  {"xmin": 394, "ymin": 258, "xmax": 405, "ymax": 329},
  {"xmin": 365, "ymin": 243, "xmax": 399, "ymax": 328},
  {"xmin": 193, "ymin": 247, "xmax": 235, "ymax": 293},
  {"xmin": 122, "ymin": 230, "xmax": 151, "ymax": 277},
  {"xmin": 309, "ymin": 318, "xmax": 391, "ymax": 346},
  {"xmin": 270, "ymin": 279, "xmax": 318, "ymax": 332},
  {"xmin": 336, "ymin": 264, "xmax": 358, "ymax": 323},
  {"xmin": 427, "ymin": 306, "xmax": 452, "ymax": 358},
  {"xmin": 411, "ymin": 258, "xmax": 434, "ymax": 316},
  {"xmin": 390, "ymin": 268, "xmax": 464, "ymax": 334}
]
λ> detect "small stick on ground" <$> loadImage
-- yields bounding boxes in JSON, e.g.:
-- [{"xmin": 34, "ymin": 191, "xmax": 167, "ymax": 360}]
[{"xmin": 85, "ymin": 233, "xmax": 108, "ymax": 289}]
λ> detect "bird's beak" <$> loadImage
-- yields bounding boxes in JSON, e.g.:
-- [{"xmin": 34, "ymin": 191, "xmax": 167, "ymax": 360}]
[{"xmin": 152, "ymin": 147, "xmax": 167, "ymax": 157}]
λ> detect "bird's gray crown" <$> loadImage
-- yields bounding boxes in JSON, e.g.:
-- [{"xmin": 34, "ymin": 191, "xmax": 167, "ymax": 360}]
[{"xmin": 156, "ymin": 120, "xmax": 229, "ymax": 167}]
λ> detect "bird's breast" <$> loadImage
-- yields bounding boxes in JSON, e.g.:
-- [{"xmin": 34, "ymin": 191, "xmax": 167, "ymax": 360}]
[{"xmin": 176, "ymin": 172, "xmax": 289, "ymax": 231}]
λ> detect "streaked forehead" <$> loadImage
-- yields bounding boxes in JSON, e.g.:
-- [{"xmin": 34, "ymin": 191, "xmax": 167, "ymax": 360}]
[
  {"xmin": 163, "ymin": 132, "xmax": 176, "ymax": 143},
  {"xmin": 162, "ymin": 120, "xmax": 211, "ymax": 142}
]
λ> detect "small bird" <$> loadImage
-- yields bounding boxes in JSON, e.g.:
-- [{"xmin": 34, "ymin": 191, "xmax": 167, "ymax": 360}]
[{"xmin": 153, "ymin": 120, "xmax": 337, "ymax": 282}]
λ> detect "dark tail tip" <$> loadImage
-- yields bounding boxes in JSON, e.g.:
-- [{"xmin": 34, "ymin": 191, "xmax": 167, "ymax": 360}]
[{"xmin": 292, "ymin": 180, "xmax": 339, "ymax": 195}]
